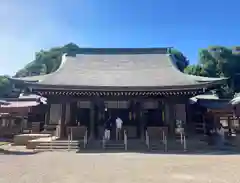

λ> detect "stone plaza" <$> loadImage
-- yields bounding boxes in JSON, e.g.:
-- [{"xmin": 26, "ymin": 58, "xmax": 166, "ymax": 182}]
[{"xmin": 0, "ymin": 151, "xmax": 240, "ymax": 183}]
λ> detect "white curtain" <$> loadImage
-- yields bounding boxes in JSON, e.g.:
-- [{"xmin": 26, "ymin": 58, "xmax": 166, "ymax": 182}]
[{"xmin": 49, "ymin": 104, "xmax": 62, "ymax": 124}]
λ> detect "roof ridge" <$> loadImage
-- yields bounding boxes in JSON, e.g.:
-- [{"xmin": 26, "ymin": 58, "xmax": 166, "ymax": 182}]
[{"xmin": 65, "ymin": 47, "xmax": 172, "ymax": 56}]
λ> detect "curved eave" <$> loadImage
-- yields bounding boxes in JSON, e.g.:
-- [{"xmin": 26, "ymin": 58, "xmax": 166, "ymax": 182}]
[
  {"xmin": 230, "ymin": 97, "xmax": 240, "ymax": 105},
  {"xmin": 197, "ymin": 98, "xmax": 232, "ymax": 110},
  {"xmin": 8, "ymin": 75, "xmax": 49, "ymax": 84},
  {"xmin": 9, "ymin": 54, "xmax": 67, "ymax": 84},
  {"xmin": 24, "ymin": 80, "xmax": 222, "ymax": 92},
  {"xmin": 187, "ymin": 75, "xmax": 228, "ymax": 83}
]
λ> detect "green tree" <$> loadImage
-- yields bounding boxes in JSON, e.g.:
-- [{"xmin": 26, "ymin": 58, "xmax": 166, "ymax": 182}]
[
  {"xmin": 0, "ymin": 76, "xmax": 11, "ymax": 97},
  {"xmin": 15, "ymin": 43, "xmax": 80, "ymax": 77},
  {"xmin": 184, "ymin": 46, "xmax": 240, "ymax": 98},
  {"xmin": 169, "ymin": 48, "xmax": 189, "ymax": 72},
  {"xmin": 184, "ymin": 64, "xmax": 204, "ymax": 76},
  {"xmin": 185, "ymin": 46, "xmax": 239, "ymax": 78}
]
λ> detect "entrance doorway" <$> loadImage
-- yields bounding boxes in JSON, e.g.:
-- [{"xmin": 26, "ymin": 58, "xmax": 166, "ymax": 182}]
[
  {"xmin": 95, "ymin": 100, "xmax": 139, "ymax": 140},
  {"xmin": 142, "ymin": 100, "xmax": 164, "ymax": 130}
]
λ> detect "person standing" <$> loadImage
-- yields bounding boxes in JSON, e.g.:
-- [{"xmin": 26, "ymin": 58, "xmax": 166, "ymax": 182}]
[
  {"xmin": 104, "ymin": 116, "xmax": 112, "ymax": 141},
  {"xmin": 115, "ymin": 116, "xmax": 123, "ymax": 140},
  {"xmin": 216, "ymin": 123, "xmax": 225, "ymax": 149}
]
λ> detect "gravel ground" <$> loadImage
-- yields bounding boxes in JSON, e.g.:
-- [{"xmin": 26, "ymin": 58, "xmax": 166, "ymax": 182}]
[{"xmin": 0, "ymin": 151, "xmax": 240, "ymax": 183}]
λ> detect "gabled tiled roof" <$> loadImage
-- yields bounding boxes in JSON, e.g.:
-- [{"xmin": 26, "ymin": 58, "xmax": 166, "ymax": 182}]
[{"xmin": 10, "ymin": 48, "xmax": 226, "ymax": 91}]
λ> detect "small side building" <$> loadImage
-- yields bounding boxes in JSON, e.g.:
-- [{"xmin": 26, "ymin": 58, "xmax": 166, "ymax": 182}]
[
  {"xmin": 190, "ymin": 94, "xmax": 240, "ymax": 136},
  {"xmin": 0, "ymin": 94, "xmax": 47, "ymax": 137}
]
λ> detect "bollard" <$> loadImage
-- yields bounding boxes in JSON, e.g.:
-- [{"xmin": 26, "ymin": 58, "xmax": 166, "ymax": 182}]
[
  {"xmin": 165, "ymin": 135, "xmax": 168, "ymax": 152},
  {"xmin": 183, "ymin": 135, "xmax": 187, "ymax": 152},
  {"xmin": 162, "ymin": 131, "xmax": 165, "ymax": 144},
  {"xmin": 124, "ymin": 130, "xmax": 127, "ymax": 151},
  {"xmin": 164, "ymin": 133, "xmax": 167, "ymax": 152},
  {"xmin": 102, "ymin": 136, "xmax": 105, "ymax": 149},
  {"xmin": 145, "ymin": 131, "xmax": 150, "ymax": 150},
  {"xmin": 180, "ymin": 132, "xmax": 183, "ymax": 144},
  {"xmin": 50, "ymin": 135, "xmax": 53, "ymax": 151},
  {"xmin": 68, "ymin": 133, "xmax": 70, "ymax": 151}
]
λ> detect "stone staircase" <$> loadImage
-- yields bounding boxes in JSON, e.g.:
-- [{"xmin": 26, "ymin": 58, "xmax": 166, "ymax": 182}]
[
  {"xmin": 33, "ymin": 136, "xmax": 216, "ymax": 153},
  {"xmin": 35, "ymin": 140, "xmax": 80, "ymax": 151},
  {"xmin": 147, "ymin": 140, "xmax": 167, "ymax": 151},
  {"xmin": 104, "ymin": 140, "xmax": 125, "ymax": 150},
  {"xmin": 80, "ymin": 139, "xmax": 147, "ymax": 152},
  {"xmin": 146, "ymin": 136, "xmax": 212, "ymax": 152},
  {"xmin": 81, "ymin": 140, "xmax": 126, "ymax": 151}
]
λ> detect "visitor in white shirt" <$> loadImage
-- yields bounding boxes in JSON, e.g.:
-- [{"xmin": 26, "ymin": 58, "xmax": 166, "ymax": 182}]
[
  {"xmin": 215, "ymin": 123, "xmax": 225, "ymax": 149},
  {"xmin": 115, "ymin": 117, "xmax": 123, "ymax": 140},
  {"xmin": 104, "ymin": 116, "xmax": 112, "ymax": 141}
]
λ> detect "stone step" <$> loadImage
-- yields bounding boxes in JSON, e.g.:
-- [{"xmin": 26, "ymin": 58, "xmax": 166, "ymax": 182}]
[
  {"xmin": 36, "ymin": 140, "xmax": 79, "ymax": 150},
  {"xmin": 104, "ymin": 146, "xmax": 125, "ymax": 150},
  {"xmin": 36, "ymin": 145, "xmax": 79, "ymax": 150},
  {"xmin": 104, "ymin": 141, "xmax": 125, "ymax": 149},
  {"xmin": 39, "ymin": 142, "xmax": 79, "ymax": 146},
  {"xmin": 147, "ymin": 140, "xmax": 208, "ymax": 151},
  {"xmin": 83, "ymin": 139, "xmax": 212, "ymax": 151},
  {"xmin": 84, "ymin": 140, "xmax": 147, "ymax": 150},
  {"xmin": 53, "ymin": 140, "xmax": 80, "ymax": 143},
  {"xmin": 105, "ymin": 144, "xmax": 125, "ymax": 148},
  {"xmin": 34, "ymin": 138, "xmax": 214, "ymax": 152},
  {"xmin": 35, "ymin": 140, "xmax": 80, "ymax": 151}
]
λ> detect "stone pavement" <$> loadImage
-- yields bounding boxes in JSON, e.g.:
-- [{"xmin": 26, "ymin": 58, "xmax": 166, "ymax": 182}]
[{"xmin": 0, "ymin": 151, "xmax": 240, "ymax": 183}]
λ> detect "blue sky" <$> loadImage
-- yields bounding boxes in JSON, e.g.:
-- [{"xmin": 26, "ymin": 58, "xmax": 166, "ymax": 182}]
[{"xmin": 1, "ymin": 0, "xmax": 240, "ymax": 75}]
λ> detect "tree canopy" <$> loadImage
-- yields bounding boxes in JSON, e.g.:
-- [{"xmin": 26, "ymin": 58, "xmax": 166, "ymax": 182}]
[
  {"xmin": 184, "ymin": 46, "xmax": 240, "ymax": 98},
  {"xmin": 184, "ymin": 46, "xmax": 240, "ymax": 78},
  {"xmin": 168, "ymin": 48, "xmax": 189, "ymax": 72},
  {"xmin": 15, "ymin": 43, "xmax": 80, "ymax": 77},
  {"xmin": 0, "ymin": 75, "xmax": 11, "ymax": 97}
]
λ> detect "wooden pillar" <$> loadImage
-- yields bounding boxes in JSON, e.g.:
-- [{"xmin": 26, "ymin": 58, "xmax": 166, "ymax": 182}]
[
  {"xmin": 65, "ymin": 103, "xmax": 71, "ymax": 125},
  {"xmin": 60, "ymin": 103, "xmax": 66, "ymax": 138},
  {"xmin": 89, "ymin": 101, "xmax": 95, "ymax": 139},
  {"xmin": 162, "ymin": 102, "xmax": 165, "ymax": 125},
  {"xmin": 138, "ymin": 101, "xmax": 145, "ymax": 140},
  {"xmin": 44, "ymin": 104, "xmax": 51, "ymax": 126},
  {"xmin": 165, "ymin": 102, "xmax": 175, "ymax": 136}
]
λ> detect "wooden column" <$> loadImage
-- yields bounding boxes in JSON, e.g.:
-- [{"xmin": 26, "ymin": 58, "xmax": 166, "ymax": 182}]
[
  {"xmin": 60, "ymin": 103, "xmax": 66, "ymax": 138},
  {"xmin": 65, "ymin": 103, "xmax": 71, "ymax": 125},
  {"xmin": 138, "ymin": 101, "xmax": 145, "ymax": 140},
  {"xmin": 44, "ymin": 104, "xmax": 50, "ymax": 125},
  {"xmin": 89, "ymin": 101, "xmax": 95, "ymax": 140},
  {"xmin": 165, "ymin": 102, "xmax": 175, "ymax": 136}
]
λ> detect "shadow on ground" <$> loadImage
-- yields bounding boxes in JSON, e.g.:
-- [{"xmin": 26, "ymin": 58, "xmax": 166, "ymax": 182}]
[
  {"xmin": 76, "ymin": 147, "xmax": 240, "ymax": 156},
  {"xmin": 0, "ymin": 148, "xmax": 40, "ymax": 155}
]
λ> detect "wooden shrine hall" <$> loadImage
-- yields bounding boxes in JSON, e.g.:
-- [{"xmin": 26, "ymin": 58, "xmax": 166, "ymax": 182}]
[{"xmin": 10, "ymin": 48, "xmax": 226, "ymax": 141}]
